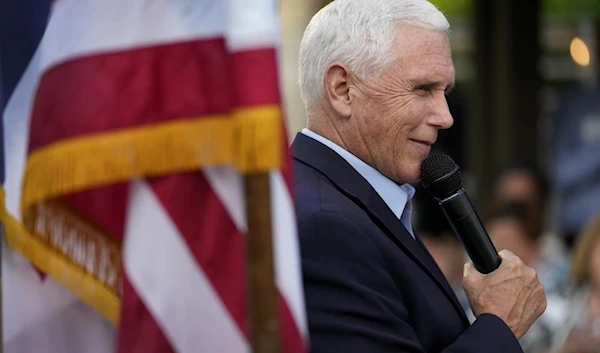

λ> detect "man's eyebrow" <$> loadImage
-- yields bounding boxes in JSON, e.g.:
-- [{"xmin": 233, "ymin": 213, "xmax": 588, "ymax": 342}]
[{"xmin": 414, "ymin": 81, "xmax": 455, "ymax": 93}]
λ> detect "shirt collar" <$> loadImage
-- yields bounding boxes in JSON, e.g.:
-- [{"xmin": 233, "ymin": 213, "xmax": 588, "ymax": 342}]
[{"xmin": 301, "ymin": 128, "xmax": 415, "ymax": 221}]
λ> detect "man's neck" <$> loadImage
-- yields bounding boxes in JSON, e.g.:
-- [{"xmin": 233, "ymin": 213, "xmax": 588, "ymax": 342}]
[
  {"xmin": 306, "ymin": 108, "xmax": 348, "ymax": 148},
  {"xmin": 306, "ymin": 109, "xmax": 383, "ymax": 183}
]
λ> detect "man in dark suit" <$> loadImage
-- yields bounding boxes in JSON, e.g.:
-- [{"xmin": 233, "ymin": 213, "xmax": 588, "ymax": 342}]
[{"xmin": 292, "ymin": 1, "xmax": 547, "ymax": 352}]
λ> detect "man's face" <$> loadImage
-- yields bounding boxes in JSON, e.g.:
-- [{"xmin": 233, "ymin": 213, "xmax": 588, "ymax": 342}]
[{"xmin": 351, "ymin": 25, "xmax": 455, "ymax": 184}]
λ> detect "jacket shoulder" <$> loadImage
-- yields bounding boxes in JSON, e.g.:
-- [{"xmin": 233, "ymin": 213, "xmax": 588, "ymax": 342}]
[{"xmin": 293, "ymin": 159, "xmax": 372, "ymax": 229}]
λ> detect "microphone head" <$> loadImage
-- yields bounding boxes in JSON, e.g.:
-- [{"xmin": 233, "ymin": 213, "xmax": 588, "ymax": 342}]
[{"xmin": 421, "ymin": 154, "xmax": 463, "ymax": 200}]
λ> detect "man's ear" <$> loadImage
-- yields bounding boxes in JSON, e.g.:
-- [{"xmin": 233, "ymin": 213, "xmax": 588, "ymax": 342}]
[{"xmin": 324, "ymin": 62, "xmax": 352, "ymax": 118}]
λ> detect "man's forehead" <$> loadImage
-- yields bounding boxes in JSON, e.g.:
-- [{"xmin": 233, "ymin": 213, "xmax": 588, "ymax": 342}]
[
  {"xmin": 393, "ymin": 41, "xmax": 453, "ymax": 68},
  {"xmin": 397, "ymin": 52, "xmax": 454, "ymax": 69},
  {"xmin": 393, "ymin": 24, "xmax": 451, "ymax": 53},
  {"xmin": 393, "ymin": 54, "xmax": 455, "ymax": 84},
  {"xmin": 391, "ymin": 27, "xmax": 453, "ymax": 71}
]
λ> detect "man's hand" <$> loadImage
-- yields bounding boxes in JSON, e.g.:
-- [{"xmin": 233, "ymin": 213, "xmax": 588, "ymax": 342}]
[{"xmin": 462, "ymin": 249, "xmax": 547, "ymax": 339}]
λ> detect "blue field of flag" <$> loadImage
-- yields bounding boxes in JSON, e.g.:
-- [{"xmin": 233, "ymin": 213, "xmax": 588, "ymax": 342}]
[{"xmin": 0, "ymin": 0, "xmax": 51, "ymax": 185}]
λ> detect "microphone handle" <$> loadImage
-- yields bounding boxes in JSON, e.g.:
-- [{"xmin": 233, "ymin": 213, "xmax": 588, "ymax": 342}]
[{"xmin": 440, "ymin": 190, "xmax": 501, "ymax": 274}]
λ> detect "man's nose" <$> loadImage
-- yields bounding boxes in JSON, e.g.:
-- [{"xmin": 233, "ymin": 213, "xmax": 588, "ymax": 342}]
[{"xmin": 428, "ymin": 96, "xmax": 454, "ymax": 129}]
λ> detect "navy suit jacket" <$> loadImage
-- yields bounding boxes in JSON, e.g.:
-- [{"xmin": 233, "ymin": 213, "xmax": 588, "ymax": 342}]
[{"xmin": 292, "ymin": 133, "xmax": 523, "ymax": 353}]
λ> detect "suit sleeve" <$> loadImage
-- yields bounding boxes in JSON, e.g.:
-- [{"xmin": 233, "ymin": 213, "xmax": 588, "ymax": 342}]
[{"xmin": 299, "ymin": 211, "xmax": 523, "ymax": 353}]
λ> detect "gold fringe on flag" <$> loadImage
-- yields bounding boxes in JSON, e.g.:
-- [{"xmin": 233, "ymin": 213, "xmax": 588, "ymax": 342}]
[
  {"xmin": 2, "ymin": 105, "xmax": 283, "ymax": 324},
  {"xmin": 22, "ymin": 105, "xmax": 283, "ymax": 216},
  {"xmin": 0, "ymin": 189, "xmax": 121, "ymax": 324}
]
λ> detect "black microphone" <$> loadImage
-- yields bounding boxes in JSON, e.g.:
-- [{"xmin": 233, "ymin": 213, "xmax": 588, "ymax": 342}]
[{"xmin": 420, "ymin": 154, "xmax": 501, "ymax": 274}]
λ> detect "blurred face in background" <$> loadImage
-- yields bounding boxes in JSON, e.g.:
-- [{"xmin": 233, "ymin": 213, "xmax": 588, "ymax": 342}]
[
  {"xmin": 487, "ymin": 216, "xmax": 533, "ymax": 266},
  {"xmin": 494, "ymin": 170, "xmax": 545, "ymax": 236},
  {"xmin": 586, "ymin": 239, "xmax": 600, "ymax": 322},
  {"xmin": 589, "ymin": 240, "xmax": 600, "ymax": 290},
  {"xmin": 495, "ymin": 171, "xmax": 541, "ymax": 206}
]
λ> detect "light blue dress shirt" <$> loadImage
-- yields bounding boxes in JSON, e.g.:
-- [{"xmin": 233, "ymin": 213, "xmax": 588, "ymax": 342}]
[{"xmin": 302, "ymin": 128, "xmax": 416, "ymax": 238}]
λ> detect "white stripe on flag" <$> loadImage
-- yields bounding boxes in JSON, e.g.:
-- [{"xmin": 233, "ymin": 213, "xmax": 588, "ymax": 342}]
[
  {"xmin": 270, "ymin": 171, "xmax": 308, "ymax": 337},
  {"xmin": 224, "ymin": 0, "xmax": 280, "ymax": 51},
  {"xmin": 40, "ymin": 0, "xmax": 279, "ymax": 75},
  {"xmin": 2, "ymin": 239, "xmax": 74, "ymax": 344},
  {"xmin": 1, "ymin": 241, "xmax": 115, "ymax": 353},
  {"xmin": 203, "ymin": 166, "xmax": 245, "ymax": 234},
  {"xmin": 123, "ymin": 179, "xmax": 249, "ymax": 353},
  {"xmin": 44, "ymin": 0, "xmax": 223, "ymax": 71},
  {"xmin": 203, "ymin": 167, "xmax": 308, "ymax": 337}
]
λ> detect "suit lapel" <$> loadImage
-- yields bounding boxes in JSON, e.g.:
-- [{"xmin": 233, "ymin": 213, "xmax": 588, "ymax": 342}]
[{"xmin": 292, "ymin": 133, "xmax": 469, "ymax": 326}]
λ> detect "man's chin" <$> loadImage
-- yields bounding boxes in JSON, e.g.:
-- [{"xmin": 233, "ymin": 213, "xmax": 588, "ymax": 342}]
[
  {"xmin": 410, "ymin": 160, "xmax": 427, "ymax": 184},
  {"xmin": 407, "ymin": 176, "xmax": 421, "ymax": 185},
  {"xmin": 393, "ymin": 161, "xmax": 423, "ymax": 185},
  {"xmin": 403, "ymin": 169, "xmax": 422, "ymax": 185}
]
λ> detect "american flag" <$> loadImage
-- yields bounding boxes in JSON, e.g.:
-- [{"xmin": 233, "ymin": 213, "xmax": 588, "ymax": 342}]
[{"xmin": 1, "ymin": 0, "xmax": 307, "ymax": 352}]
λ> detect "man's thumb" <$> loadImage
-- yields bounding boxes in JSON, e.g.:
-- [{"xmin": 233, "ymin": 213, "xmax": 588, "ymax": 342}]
[
  {"xmin": 498, "ymin": 249, "xmax": 516, "ymax": 260},
  {"xmin": 463, "ymin": 261, "xmax": 473, "ymax": 278}
]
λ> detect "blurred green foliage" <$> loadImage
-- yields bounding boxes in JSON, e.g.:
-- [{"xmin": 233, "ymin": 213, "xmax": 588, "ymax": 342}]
[
  {"xmin": 544, "ymin": 0, "xmax": 600, "ymax": 19},
  {"xmin": 428, "ymin": 0, "xmax": 472, "ymax": 17},
  {"xmin": 429, "ymin": 0, "xmax": 600, "ymax": 19}
]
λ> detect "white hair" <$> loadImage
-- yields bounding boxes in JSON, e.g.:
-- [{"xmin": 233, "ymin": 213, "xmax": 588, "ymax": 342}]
[{"xmin": 298, "ymin": 0, "xmax": 450, "ymax": 107}]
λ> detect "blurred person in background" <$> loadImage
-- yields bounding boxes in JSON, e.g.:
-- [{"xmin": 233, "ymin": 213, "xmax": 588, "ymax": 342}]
[
  {"xmin": 550, "ymin": 213, "xmax": 600, "ymax": 353},
  {"xmin": 492, "ymin": 165, "xmax": 571, "ymax": 295},
  {"xmin": 493, "ymin": 164, "xmax": 548, "ymax": 236},
  {"xmin": 486, "ymin": 202, "xmax": 570, "ymax": 353},
  {"xmin": 486, "ymin": 202, "xmax": 539, "ymax": 267}
]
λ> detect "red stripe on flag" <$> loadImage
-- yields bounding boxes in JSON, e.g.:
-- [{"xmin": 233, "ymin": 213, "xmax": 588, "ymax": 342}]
[
  {"xmin": 230, "ymin": 50, "xmax": 281, "ymax": 107},
  {"xmin": 280, "ymin": 295, "xmax": 308, "ymax": 353},
  {"xmin": 116, "ymin": 172, "xmax": 245, "ymax": 352},
  {"xmin": 63, "ymin": 183, "xmax": 130, "ymax": 243},
  {"xmin": 29, "ymin": 38, "xmax": 280, "ymax": 152},
  {"xmin": 117, "ymin": 275, "xmax": 177, "ymax": 353},
  {"xmin": 149, "ymin": 172, "xmax": 248, "ymax": 334}
]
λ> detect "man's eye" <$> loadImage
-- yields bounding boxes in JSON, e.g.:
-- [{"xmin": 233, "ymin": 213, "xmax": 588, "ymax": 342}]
[
  {"xmin": 414, "ymin": 86, "xmax": 434, "ymax": 95},
  {"xmin": 415, "ymin": 84, "xmax": 437, "ymax": 93}
]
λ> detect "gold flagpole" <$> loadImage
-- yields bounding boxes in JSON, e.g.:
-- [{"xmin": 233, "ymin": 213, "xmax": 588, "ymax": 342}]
[{"xmin": 245, "ymin": 173, "xmax": 281, "ymax": 353}]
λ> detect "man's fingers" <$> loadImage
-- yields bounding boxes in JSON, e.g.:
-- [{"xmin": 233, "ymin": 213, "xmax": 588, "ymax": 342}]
[
  {"xmin": 498, "ymin": 249, "xmax": 516, "ymax": 260},
  {"xmin": 463, "ymin": 261, "xmax": 478, "ymax": 278}
]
